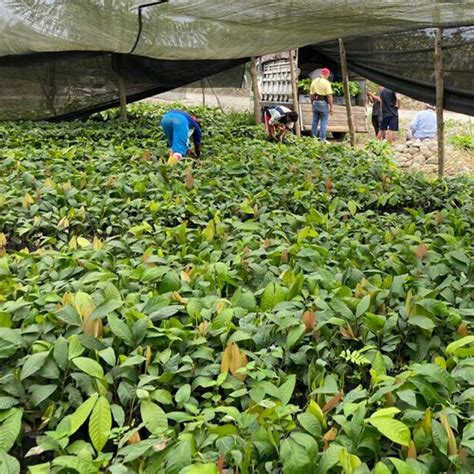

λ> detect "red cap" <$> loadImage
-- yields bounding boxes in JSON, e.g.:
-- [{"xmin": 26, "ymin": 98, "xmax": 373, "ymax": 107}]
[{"xmin": 321, "ymin": 68, "xmax": 331, "ymax": 76}]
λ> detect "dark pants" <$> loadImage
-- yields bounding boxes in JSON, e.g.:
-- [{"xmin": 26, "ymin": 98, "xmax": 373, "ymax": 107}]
[{"xmin": 372, "ymin": 115, "xmax": 381, "ymax": 135}]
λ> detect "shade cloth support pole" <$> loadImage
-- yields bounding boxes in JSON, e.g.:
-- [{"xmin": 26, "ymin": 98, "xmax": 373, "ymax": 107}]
[
  {"xmin": 114, "ymin": 54, "xmax": 128, "ymax": 122},
  {"xmin": 289, "ymin": 50, "xmax": 301, "ymax": 137},
  {"xmin": 250, "ymin": 57, "xmax": 262, "ymax": 125},
  {"xmin": 338, "ymin": 39, "xmax": 356, "ymax": 146},
  {"xmin": 435, "ymin": 28, "xmax": 445, "ymax": 178}
]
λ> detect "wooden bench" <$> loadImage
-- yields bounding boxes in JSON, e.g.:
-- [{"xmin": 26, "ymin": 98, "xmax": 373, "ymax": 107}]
[{"xmin": 299, "ymin": 103, "xmax": 369, "ymax": 133}]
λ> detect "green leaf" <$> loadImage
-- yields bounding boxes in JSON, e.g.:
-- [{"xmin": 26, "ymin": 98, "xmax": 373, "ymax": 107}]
[
  {"xmin": 347, "ymin": 200, "xmax": 358, "ymax": 216},
  {"xmin": 107, "ymin": 313, "xmax": 133, "ymax": 345},
  {"xmin": 98, "ymin": 347, "xmax": 116, "ymax": 366},
  {"xmin": 431, "ymin": 419, "xmax": 448, "ymax": 455},
  {"xmin": 53, "ymin": 455, "xmax": 99, "ymax": 474},
  {"xmin": 260, "ymin": 282, "xmax": 286, "ymax": 311},
  {"xmin": 374, "ymin": 462, "xmax": 392, "ymax": 474},
  {"xmin": 0, "ymin": 450, "xmax": 20, "ymax": 474},
  {"xmin": 286, "ymin": 324, "xmax": 305, "ymax": 349},
  {"xmin": 338, "ymin": 447, "xmax": 361, "ymax": 474},
  {"xmin": 318, "ymin": 444, "xmax": 343, "ymax": 474},
  {"xmin": 89, "ymin": 395, "xmax": 112, "ymax": 452},
  {"xmin": 446, "ymin": 336, "xmax": 474, "ymax": 358},
  {"xmin": 89, "ymin": 299, "xmax": 122, "ymax": 320},
  {"xmin": 297, "ymin": 412, "xmax": 322, "ymax": 437},
  {"xmin": 53, "ymin": 336, "xmax": 68, "ymax": 370},
  {"xmin": 20, "ymin": 351, "xmax": 50, "ymax": 380},
  {"xmin": 0, "ymin": 398, "xmax": 18, "ymax": 410},
  {"xmin": 72, "ymin": 357, "xmax": 104, "ymax": 379},
  {"xmin": 288, "ymin": 273, "xmax": 304, "ymax": 300},
  {"xmin": 368, "ymin": 417, "xmax": 410, "ymax": 447},
  {"xmin": 278, "ymin": 375, "xmax": 296, "ymax": 405},
  {"xmin": 356, "ymin": 295, "xmax": 371, "ymax": 318},
  {"xmin": 0, "ymin": 408, "xmax": 23, "ymax": 452},
  {"xmin": 29, "ymin": 384, "xmax": 57, "ymax": 407},
  {"xmin": 179, "ymin": 464, "xmax": 219, "ymax": 474},
  {"xmin": 69, "ymin": 393, "xmax": 99, "ymax": 436},
  {"xmin": 280, "ymin": 435, "xmax": 313, "ymax": 474},
  {"xmin": 175, "ymin": 384, "xmax": 191, "ymax": 406},
  {"xmin": 140, "ymin": 400, "xmax": 168, "ymax": 435},
  {"xmin": 408, "ymin": 316, "xmax": 435, "ymax": 330},
  {"xmin": 388, "ymin": 458, "xmax": 415, "ymax": 474},
  {"xmin": 370, "ymin": 408, "xmax": 400, "ymax": 419}
]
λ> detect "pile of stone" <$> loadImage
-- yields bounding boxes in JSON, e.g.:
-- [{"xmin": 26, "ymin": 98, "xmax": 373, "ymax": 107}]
[{"xmin": 392, "ymin": 139, "xmax": 471, "ymax": 176}]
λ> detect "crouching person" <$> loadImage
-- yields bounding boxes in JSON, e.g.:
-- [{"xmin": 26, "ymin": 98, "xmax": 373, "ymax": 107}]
[
  {"xmin": 264, "ymin": 106, "xmax": 298, "ymax": 143},
  {"xmin": 160, "ymin": 110, "xmax": 201, "ymax": 165}
]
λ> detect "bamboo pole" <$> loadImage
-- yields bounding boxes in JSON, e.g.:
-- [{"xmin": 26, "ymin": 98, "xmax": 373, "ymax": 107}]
[
  {"xmin": 118, "ymin": 74, "xmax": 128, "ymax": 122},
  {"xmin": 250, "ymin": 57, "xmax": 262, "ymax": 125},
  {"xmin": 338, "ymin": 39, "xmax": 356, "ymax": 147},
  {"xmin": 289, "ymin": 49, "xmax": 301, "ymax": 137},
  {"xmin": 114, "ymin": 54, "xmax": 128, "ymax": 122},
  {"xmin": 434, "ymin": 28, "xmax": 445, "ymax": 178}
]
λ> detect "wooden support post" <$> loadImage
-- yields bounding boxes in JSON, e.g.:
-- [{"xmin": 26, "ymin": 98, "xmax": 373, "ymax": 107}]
[
  {"xmin": 114, "ymin": 54, "xmax": 128, "ymax": 122},
  {"xmin": 118, "ymin": 74, "xmax": 128, "ymax": 122},
  {"xmin": 435, "ymin": 28, "xmax": 445, "ymax": 178},
  {"xmin": 338, "ymin": 38, "xmax": 356, "ymax": 147},
  {"xmin": 289, "ymin": 49, "xmax": 301, "ymax": 137},
  {"xmin": 250, "ymin": 57, "xmax": 262, "ymax": 125}
]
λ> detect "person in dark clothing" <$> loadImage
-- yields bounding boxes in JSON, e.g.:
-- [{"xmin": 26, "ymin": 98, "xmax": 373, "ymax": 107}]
[
  {"xmin": 367, "ymin": 86, "xmax": 383, "ymax": 136},
  {"xmin": 377, "ymin": 87, "xmax": 400, "ymax": 143}
]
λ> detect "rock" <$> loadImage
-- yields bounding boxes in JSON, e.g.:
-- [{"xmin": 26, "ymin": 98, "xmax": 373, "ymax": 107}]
[
  {"xmin": 409, "ymin": 147, "xmax": 419, "ymax": 155},
  {"xmin": 412, "ymin": 156, "xmax": 425, "ymax": 166},
  {"xmin": 421, "ymin": 148, "xmax": 432, "ymax": 159},
  {"xmin": 426, "ymin": 156, "xmax": 438, "ymax": 165},
  {"xmin": 395, "ymin": 144, "xmax": 405, "ymax": 152}
]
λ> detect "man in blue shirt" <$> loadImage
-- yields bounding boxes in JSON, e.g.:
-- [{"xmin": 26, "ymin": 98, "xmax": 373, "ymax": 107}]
[
  {"xmin": 409, "ymin": 104, "xmax": 437, "ymax": 140},
  {"xmin": 160, "ymin": 110, "xmax": 202, "ymax": 164}
]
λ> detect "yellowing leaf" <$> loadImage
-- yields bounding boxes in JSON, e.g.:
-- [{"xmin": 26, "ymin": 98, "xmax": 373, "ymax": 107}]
[
  {"xmin": 407, "ymin": 439, "xmax": 417, "ymax": 459},
  {"xmin": 77, "ymin": 236, "xmax": 91, "ymax": 248},
  {"xmin": 145, "ymin": 346, "xmax": 152, "ymax": 371},
  {"xmin": 202, "ymin": 220, "xmax": 215, "ymax": 242},
  {"xmin": 421, "ymin": 408, "xmax": 432, "ymax": 434},
  {"xmin": 415, "ymin": 243, "xmax": 429, "ymax": 260},
  {"xmin": 185, "ymin": 165, "xmax": 194, "ymax": 190},
  {"xmin": 68, "ymin": 236, "xmax": 78, "ymax": 249},
  {"xmin": 74, "ymin": 292, "xmax": 95, "ymax": 319},
  {"xmin": 302, "ymin": 310, "xmax": 316, "ymax": 332},
  {"xmin": 198, "ymin": 321, "xmax": 209, "ymax": 336},
  {"xmin": 22, "ymin": 193, "xmax": 34, "ymax": 208},
  {"xmin": 307, "ymin": 399, "xmax": 326, "ymax": 429},
  {"xmin": 92, "ymin": 237, "xmax": 104, "ymax": 250},
  {"xmin": 58, "ymin": 217, "xmax": 70, "ymax": 229},
  {"xmin": 220, "ymin": 342, "xmax": 247, "ymax": 381},
  {"xmin": 322, "ymin": 427, "xmax": 337, "ymax": 450},
  {"xmin": 440, "ymin": 414, "xmax": 458, "ymax": 455}
]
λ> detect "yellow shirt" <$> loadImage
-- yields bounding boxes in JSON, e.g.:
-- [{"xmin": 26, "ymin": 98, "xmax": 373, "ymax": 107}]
[{"xmin": 310, "ymin": 77, "xmax": 333, "ymax": 96}]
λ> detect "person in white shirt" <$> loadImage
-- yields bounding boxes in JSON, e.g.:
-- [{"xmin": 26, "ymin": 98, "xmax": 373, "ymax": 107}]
[
  {"xmin": 407, "ymin": 104, "xmax": 437, "ymax": 140},
  {"xmin": 264, "ymin": 106, "xmax": 298, "ymax": 143}
]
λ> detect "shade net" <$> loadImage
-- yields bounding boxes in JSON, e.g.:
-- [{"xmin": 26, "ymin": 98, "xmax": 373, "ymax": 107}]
[
  {"xmin": 0, "ymin": 52, "xmax": 245, "ymax": 120},
  {"xmin": 0, "ymin": 1, "xmax": 473, "ymax": 120},
  {"xmin": 310, "ymin": 27, "xmax": 474, "ymax": 116}
]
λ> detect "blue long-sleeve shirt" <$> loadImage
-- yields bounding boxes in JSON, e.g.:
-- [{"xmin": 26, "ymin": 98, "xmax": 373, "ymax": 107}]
[
  {"xmin": 169, "ymin": 110, "xmax": 202, "ymax": 146},
  {"xmin": 411, "ymin": 109, "xmax": 437, "ymax": 139}
]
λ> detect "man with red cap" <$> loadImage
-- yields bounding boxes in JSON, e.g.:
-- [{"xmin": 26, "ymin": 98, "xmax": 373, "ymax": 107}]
[{"xmin": 309, "ymin": 68, "xmax": 333, "ymax": 142}]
